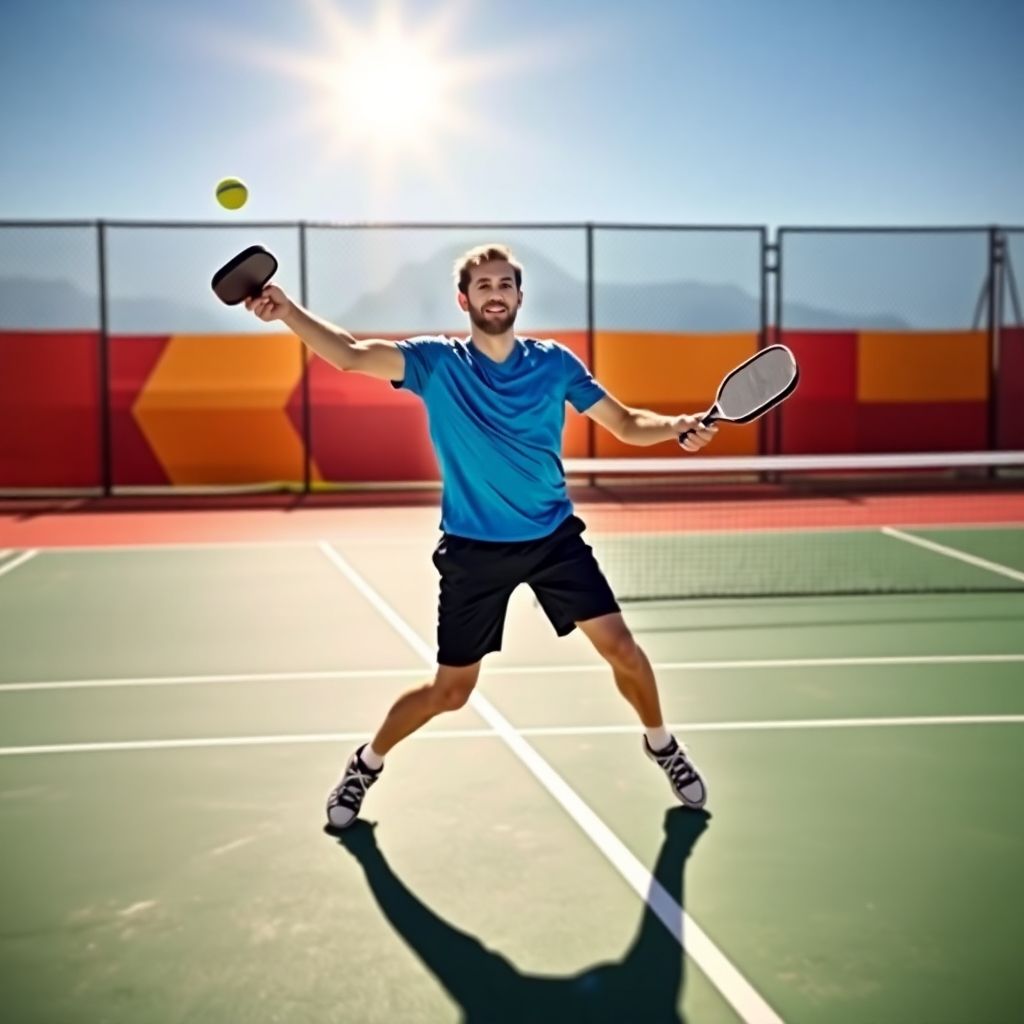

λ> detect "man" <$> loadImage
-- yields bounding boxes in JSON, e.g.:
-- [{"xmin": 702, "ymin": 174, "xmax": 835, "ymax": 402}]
[{"xmin": 244, "ymin": 244, "xmax": 717, "ymax": 830}]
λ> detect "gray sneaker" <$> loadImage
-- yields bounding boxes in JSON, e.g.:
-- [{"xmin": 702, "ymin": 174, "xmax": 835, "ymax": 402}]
[
  {"xmin": 326, "ymin": 745, "xmax": 382, "ymax": 829},
  {"xmin": 644, "ymin": 736, "xmax": 707, "ymax": 808}
]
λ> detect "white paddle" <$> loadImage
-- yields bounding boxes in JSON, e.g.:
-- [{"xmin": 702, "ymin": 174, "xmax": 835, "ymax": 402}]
[{"xmin": 679, "ymin": 344, "xmax": 799, "ymax": 444}]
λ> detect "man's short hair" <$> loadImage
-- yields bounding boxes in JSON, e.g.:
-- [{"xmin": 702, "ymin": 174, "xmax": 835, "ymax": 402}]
[{"xmin": 454, "ymin": 244, "xmax": 523, "ymax": 295}]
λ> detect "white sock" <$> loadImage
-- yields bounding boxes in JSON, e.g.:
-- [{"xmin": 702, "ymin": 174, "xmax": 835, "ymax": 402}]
[
  {"xmin": 359, "ymin": 743, "xmax": 384, "ymax": 771},
  {"xmin": 645, "ymin": 726, "xmax": 672, "ymax": 753}
]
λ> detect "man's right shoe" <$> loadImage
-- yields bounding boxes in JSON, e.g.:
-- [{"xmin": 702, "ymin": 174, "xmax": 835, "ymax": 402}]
[
  {"xmin": 644, "ymin": 736, "xmax": 708, "ymax": 809},
  {"xmin": 326, "ymin": 745, "xmax": 382, "ymax": 829}
]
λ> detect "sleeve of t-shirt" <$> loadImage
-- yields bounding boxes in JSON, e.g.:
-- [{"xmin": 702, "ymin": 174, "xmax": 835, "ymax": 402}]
[
  {"xmin": 561, "ymin": 344, "xmax": 606, "ymax": 413},
  {"xmin": 389, "ymin": 336, "xmax": 450, "ymax": 397}
]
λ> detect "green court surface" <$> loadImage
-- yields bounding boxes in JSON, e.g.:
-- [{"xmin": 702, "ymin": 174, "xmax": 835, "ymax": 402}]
[{"xmin": 1, "ymin": 530, "xmax": 1023, "ymax": 1024}]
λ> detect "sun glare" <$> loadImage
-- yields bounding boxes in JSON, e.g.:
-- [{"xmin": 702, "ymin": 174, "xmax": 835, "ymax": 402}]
[
  {"xmin": 205, "ymin": 0, "xmax": 544, "ymax": 184},
  {"xmin": 192, "ymin": 0, "xmax": 561, "ymax": 200},
  {"xmin": 331, "ymin": 35, "xmax": 448, "ymax": 149},
  {"xmin": 195, "ymin": 0, "xmax": 591, "ymax": 198}
]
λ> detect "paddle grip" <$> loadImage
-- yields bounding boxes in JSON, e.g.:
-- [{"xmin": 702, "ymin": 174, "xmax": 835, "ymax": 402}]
[{"xmin": 678, "ymin": 412, "xmax": 719, "ymax": 444}]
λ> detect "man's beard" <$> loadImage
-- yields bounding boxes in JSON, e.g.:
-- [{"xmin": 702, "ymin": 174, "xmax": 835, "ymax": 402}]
[{"xmin": 468, "ymin": 301, "xmax": 518, "ymax": 335}]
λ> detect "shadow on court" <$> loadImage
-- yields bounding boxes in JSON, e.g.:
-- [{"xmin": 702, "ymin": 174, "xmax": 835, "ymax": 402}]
[{"xmin": 327, "ymin": 808, "xmax": 711, "ymax": 1024}]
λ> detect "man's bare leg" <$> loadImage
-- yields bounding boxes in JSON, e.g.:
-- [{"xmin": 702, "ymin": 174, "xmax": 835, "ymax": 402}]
[
  {"xmin": 575, "ymin": 612, "xmax": 707, "ymax": 808},
  {"xmin": 371, "ymin": 662, "xmax": 482, "ymax": 754},
  {"xmin": 326, "ymin": 662, "xmax": 483, "ymax": 829}
]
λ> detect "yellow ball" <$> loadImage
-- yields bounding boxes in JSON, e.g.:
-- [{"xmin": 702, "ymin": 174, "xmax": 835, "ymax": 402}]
[{"xmin": 215, "ymin": 177, "xmax": 248, "ymax": 210}]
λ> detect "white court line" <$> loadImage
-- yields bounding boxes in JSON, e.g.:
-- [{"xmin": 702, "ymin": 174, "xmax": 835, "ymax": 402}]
[
  {"xmin": 4, "ymin": 714, "xmax": 1023, "ymax": 758},
  {"xmin": 0, "ymin": 728, "xmax": 494, "ymax": 757},
  {"xmin": 520, "ymin": 715, "xmax": 1024, "ymax": 736},
  {"xmin": 315, "ymin": 540, "xmax": 783, "ymax": 1024},
  {"xmin": 2, "ymin": 653, "xmax": 1022, "ymax": 694},
  {"xmin": 0, "ymin": 550, "xmax": 38, "ymax": 580},
  {"xmin": 0, "ymin": 667, "xmax": 427, "ymax": 693},
  {"xmin": 882, "ymin": 526, "xmax": 1024, "ymax": 585}
]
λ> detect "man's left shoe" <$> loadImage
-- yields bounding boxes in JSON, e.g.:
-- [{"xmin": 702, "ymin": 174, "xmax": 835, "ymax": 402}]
[
  {"xmin": 326, "ymin": 744, "xmax": 383, "ymax": 830},
  {"xmin": 644, "ymin": 736, "xmax": 707, "ymax": 808}
]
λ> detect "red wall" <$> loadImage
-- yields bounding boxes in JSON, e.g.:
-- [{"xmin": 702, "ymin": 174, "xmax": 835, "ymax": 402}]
[
  {"xmin": 781, "ymin": 329, "xmax": 993, "ymax": 453},
  {"xmin": 0, "ymin": 331, "xmax": 101, "ymax": 487},
  {"xmin": 997, "ymin": 327, "xmax": 1024, "ymax": 448}
]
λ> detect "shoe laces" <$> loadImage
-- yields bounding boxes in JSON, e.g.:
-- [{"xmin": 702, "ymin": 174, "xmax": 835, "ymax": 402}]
[
  {"xmin": 658, "ymin": 743, "xmax": 698, "ymax": 788},
  {"xmin": 331, "ymin": 761, "xmax": 378, "ymax": 809}
]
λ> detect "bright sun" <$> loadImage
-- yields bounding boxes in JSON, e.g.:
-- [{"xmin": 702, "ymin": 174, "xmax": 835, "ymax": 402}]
[
  {"xmin": 330, "ymin": 34, "xmax": 448, "ymax": 149},
  {"xmin": 213, "ymin": 0, "xmax": 533, "ymax": 174}
]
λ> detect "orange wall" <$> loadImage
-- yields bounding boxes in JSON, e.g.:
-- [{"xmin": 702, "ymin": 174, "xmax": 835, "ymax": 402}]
[
  {"xmin": 132, "ymin": 333, "xmax": 306, "ymax": 485},
  {"xmin": 857, "ymin": 331, "xmax": 988, "ymax": 402},
  {"xmin": 593, "ymin": 331, "xmax": 761, "ymax": 456}
]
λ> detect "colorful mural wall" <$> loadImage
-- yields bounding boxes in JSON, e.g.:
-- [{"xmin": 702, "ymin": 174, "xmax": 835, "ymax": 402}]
[
  {"xmin": 780, "ymin": 329, "xmax": 997, "ymax": 453},
  {"xmin": 1, "ymin": 327, "xmax": 1021, "ymax": 488},
  {"xmin": 593, "ymin": 332, "xmax": 761, "ymax": 457}
]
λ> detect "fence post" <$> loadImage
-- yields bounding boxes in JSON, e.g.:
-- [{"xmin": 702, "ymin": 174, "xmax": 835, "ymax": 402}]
[
  {"xmin": 767, "ymin": 230, "xmax": 782, "ymax": 458},
  {"xmin": 585, "ymin": 222, "xmax": 595, "ymax": 467},
  {"xmin": 96, "ymin": 219, "xmax": 112, "ymax": 495},
  {"xmin": 299, "ymin": 221, "xmax": 312, "ymax": 493},
  {"xmin": 589, "ymin": 227, "xmax": 598, "ymax": 464},
  {"xmin": 987, "ymin": 227, "xmax": 1002, "ymax": 452}
]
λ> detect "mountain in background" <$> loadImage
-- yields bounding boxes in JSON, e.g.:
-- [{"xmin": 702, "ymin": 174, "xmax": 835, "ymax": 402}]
[
  {"xmin": 0, "ymin": 242, "xmax": 916, "ymax": 333},
  {"xmin": 336, "ymin": 243, "xmax": 911, "ymax": 331},
  {"xmin": 0, "ymin": 277, "xmax": 222, "ymax": 333}
]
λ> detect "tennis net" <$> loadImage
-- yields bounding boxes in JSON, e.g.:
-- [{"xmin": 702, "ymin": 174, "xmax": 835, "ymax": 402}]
[{"xmin": 564, "ymin": 452, "xmax": 1024, "ymax": 601}]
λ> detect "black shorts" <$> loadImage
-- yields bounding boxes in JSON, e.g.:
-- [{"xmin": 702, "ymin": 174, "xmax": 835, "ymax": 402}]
[{"xmin": 431, "ymin": 514, "xmax": 620, "ymax": 667}]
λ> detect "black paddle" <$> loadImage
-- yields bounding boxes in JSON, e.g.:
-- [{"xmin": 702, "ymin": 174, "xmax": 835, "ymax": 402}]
[{"xmin": 211, "ymin": 245, "xmax": 279, "ymax": 305}]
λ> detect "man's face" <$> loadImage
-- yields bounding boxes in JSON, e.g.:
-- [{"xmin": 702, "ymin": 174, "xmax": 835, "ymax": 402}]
[{"xmin": 458, "ymin": 260, "xmax": 522, "ymax": 335}]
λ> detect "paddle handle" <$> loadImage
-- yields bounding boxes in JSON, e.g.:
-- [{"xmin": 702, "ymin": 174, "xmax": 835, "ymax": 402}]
[{"xmin": 678, "ymin": 411, "xmax": 719, "ymax": 443}]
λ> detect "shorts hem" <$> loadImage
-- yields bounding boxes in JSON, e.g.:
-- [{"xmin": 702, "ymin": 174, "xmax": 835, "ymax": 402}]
[
  {"xmin": 437, "ymin": 645, "xmax": 500, "ymax": 668},
  {"xmin": 551, "ymin": 599, "xmax": 621, "ymax": 638}
]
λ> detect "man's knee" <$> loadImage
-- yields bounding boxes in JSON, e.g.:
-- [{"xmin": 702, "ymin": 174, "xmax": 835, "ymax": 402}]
[
  {"xmin": 430, "ymin": 662, "xmax": 481, "ymax": 712},
  {"xmin": 599, "ymin": 628, "xmax": 641, "ymax": 670}
]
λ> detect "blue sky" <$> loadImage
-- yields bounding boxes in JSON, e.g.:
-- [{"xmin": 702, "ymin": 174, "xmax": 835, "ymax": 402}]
[{"xmin": 1, "ymin": 0, "xmax": 1022, "ymax": 227}]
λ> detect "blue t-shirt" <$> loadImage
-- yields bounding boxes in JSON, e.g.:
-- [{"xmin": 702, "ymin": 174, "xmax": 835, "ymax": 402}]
[{"xmin": 391, "ymin": 336, "xmax": 605, "ymax": 541}]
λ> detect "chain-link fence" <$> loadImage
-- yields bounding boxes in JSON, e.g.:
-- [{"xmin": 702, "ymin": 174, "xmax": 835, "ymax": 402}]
[
  {"xmin": 779, "ymin": 228, "xmax": 990, "ymax": 331},
  {"xmin": 0, "ymin": 221, "xmax": 1018, "ymax": 493},
  {"xmin": 590, "ymin": 226, "xmax": 765, "ymax": 457},
  {"xmin": 776, "ymin": 228, "xmax": 1001, "ymax": 455}
]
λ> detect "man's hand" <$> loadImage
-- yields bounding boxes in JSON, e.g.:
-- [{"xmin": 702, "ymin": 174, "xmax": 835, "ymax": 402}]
[
  {"xmin": 675, "ymin": 415, "xmax": 718, "ymax": 453},
  {"xmin": 244, "ymin": 284, "xmax": 293, "ymax": 323}
]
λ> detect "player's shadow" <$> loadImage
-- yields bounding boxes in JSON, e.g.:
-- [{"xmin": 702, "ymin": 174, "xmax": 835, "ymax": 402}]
[{"xmin": 327, "ymin": 807, "xmax": 711, "ymax": 1023}]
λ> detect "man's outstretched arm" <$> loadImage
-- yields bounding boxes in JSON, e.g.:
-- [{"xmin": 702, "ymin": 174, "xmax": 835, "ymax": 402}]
[
  {"xmin": 245, "ymin": 284, "xmax": 405, "ymax": 381},
  {"xmin": 584, "ymin": 394, "xmax": 717, "ymax": 452}
]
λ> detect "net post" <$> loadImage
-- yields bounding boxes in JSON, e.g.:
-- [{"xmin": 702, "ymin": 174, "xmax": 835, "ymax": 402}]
[
  {"xmin": 299, "ymin": 221, "xmax": 312, "ymax": 496},
  {"xmin": 96, "ymin": 219, "xmax": 112, "ymax": 496}
]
